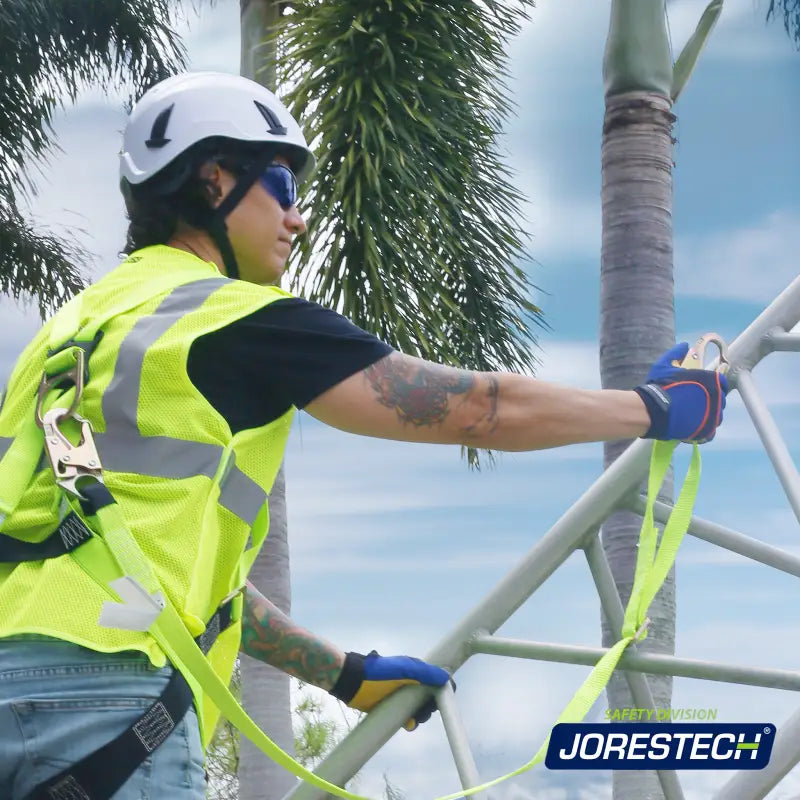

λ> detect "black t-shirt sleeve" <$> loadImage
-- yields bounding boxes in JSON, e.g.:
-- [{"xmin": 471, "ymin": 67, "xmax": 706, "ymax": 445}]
[{"xmin": 187, "ymin": 297, "xmax": 394, "ymax": 433}]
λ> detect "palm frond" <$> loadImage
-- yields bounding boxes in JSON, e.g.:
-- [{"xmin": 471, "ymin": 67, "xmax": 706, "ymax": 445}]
[
  {"xmin": 0, "ymin": 190, "xmax": 86, "ymax": 319},
  {"xmin": 280, "ymin": 0, "xmax": 544, "ymax": 383},
  {"xmin": 767, "ymin": 0, "xmax": 800, "ymax": 47},
  {"xmin": 0, "ymin": 0, "xmax": 199, "ymax": 313}
]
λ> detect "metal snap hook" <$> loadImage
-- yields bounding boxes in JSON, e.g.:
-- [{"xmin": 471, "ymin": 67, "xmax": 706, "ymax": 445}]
[{"xmin": 673, "ymin": 332, "xmax": 730, "ymax": 374}]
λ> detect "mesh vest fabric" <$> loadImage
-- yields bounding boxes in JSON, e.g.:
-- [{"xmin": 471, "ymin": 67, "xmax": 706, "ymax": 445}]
[{"xmin": 0, "ymin": 245, "xmax": 294, "ymax": 744}]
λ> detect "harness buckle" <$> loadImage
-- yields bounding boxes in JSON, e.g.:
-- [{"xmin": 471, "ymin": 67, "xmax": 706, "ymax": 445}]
[
  {"xmin": 673, "ymin": 332, "xmax": 730, "ymax": 374},
  {"xmin": 39, "ymin": 407, "xmax": 104, "ymax": 498}
]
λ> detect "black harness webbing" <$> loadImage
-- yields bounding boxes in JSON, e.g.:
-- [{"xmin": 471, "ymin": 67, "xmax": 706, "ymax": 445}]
[
  {"xmin": 21, "ymin": 598, "xmax": 235, "ymax": 800},
  {"xmin": 0, "ymin": 512, "xmax": 93, "ymax": 562},
  {"xmin": 25, "ymin": 666, "xmax": 193, "ymax": 800}
]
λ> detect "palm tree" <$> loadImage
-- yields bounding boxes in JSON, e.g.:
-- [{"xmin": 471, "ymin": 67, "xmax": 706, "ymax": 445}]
[
  {"xmin": 237, "ymin": 4, "xmax": 301, "ymax": 799},
  {"xmin": 0, "ymin": 0, "xmax": 191, "ymax": 319},
  {"xmin": 599, "ymin": 1, "xmax": 722, "ymax": 798}
]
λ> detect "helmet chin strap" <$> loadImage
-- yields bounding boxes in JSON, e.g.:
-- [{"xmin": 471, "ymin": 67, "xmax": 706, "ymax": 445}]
[{"xmin": 205, "ymin": 151, "xmax": 276, "ymax": 281}]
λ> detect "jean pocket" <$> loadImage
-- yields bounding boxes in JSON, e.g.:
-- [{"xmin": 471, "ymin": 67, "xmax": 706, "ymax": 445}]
[
  {"xmin": 13, "ymin": 696, "xmax": 153, "ymax": 770},
  {"xmin": 12, "ymin": 697, "xmax": 206, "ymax": 799}
]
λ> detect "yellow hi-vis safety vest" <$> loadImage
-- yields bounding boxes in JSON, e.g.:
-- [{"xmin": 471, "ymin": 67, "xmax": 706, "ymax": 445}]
[{"xmin": 0, "ymin": 244, "xmax": 294, "ymax": 743}]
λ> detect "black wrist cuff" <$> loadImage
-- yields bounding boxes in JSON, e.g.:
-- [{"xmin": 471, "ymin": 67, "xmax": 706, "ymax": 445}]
[
  {"xmin": 633, "ymin": 383, "xmax": 670, "ymax": 439},
  {"xmin": 329, "ymin": 651, "xmax": 365, "ymax": 703}
]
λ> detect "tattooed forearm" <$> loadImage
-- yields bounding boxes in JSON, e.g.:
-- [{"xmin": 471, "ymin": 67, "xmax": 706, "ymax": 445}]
[
  {"xmin": 364, "ymin": 354, "xmax": 501, "ymax": 438},
  {"xmin": 240, "ymin": 582, "xmax": 344, "ymax": 690},
  {"xmin": 461, "ymin": 374, "xmax": 500, "ymax": 437},
  {"xmin": 364, "ymin": 353, "xmax": 476, "ymax": 427}
]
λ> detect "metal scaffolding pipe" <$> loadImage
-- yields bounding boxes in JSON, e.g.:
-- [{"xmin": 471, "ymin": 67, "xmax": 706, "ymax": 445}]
[
  {"xmin": 283, "ymin": 439, "xmax": 655, "ymax": 800},
  {"xmin": 736, "ymin": 369, "xmax": 800, "ymax": 524},
  {"xmin": 764, "ymin": 329, "xmax": 800, "ymax": 353},
  {"xmin": 470, "ymin": 635, "xmax": 800, "ymax": 693},
  {"xmin": 712, "ymin": 702, "xmax": 800, "ymax": 799},
  {"xmin": 583, "ymin": 535, "xmax": 686, "ymax": 800},
  {"xmin": 436, "ymin": 683, "xmax": 488, "ymax": 799},
  {"xmin": 628, "ymin": 497, "xmax": 800, "ymax": 579}
]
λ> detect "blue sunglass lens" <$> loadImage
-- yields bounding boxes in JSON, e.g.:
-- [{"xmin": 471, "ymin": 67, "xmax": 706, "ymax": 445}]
[{"xmin": 259, "ymin": 164, "xmax": 298, "ymax": 210}]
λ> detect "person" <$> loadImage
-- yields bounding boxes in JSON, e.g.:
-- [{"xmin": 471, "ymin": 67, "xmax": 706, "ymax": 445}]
[{"xmin": 0, "ymin": 72, "xmax": 728, "ymax": 800}]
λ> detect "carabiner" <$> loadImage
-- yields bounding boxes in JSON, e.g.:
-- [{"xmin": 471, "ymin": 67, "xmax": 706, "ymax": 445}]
[
  {"xmin": 672, "ymin": 332, "xmax": 730, "ymax": 375},
  {"xmin": 39, "ymin": 407, "xmax": 104, "ymax": 498}
]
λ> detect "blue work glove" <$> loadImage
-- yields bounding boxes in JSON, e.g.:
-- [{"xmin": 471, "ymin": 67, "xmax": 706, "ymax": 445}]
[
  {"xmin": 634, "ymin": 342, "xmax": 729, "ymax": 442},
  {"xmin": 329, "ymin": 650, "xmax": 451, "ymax": 731}
]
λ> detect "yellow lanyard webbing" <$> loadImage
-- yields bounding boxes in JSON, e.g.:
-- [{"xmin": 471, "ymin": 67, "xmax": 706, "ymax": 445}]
[{"xmin": 65, "ymin": 437, "xmax": 697, "ymax": 800}]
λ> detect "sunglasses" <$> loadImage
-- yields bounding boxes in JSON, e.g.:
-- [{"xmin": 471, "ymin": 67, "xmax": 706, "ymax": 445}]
[{"xmin": 258, "ymin": 163, "xmax": 298, "ymax": 210}]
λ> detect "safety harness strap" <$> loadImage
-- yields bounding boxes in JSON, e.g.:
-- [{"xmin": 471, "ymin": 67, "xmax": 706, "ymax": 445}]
[
  {"xmin": 12, "ymin": 444, "xmax": 703, "ymax": 800},
  {"xmin": 22, "ymin": 597, "xmax": 236, "ymax": 800},
  {"xmin": 0, "ymin": 511, "xmax": 93, "ymax": 562},
  {"xmin": 24, "ymin": 667, "xmax": 193, "ymax": 800}
]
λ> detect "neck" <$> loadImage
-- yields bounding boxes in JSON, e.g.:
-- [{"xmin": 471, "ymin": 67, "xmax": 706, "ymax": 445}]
[{"xmin": 167, "ymin": 225, "xmax": 226, "ymax": 275}]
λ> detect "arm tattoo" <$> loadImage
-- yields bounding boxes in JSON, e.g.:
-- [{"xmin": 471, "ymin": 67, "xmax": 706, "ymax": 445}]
[
  {"xmin": 240, "ymin": 582, "xmax": 344, "ymax": 690},
  {"xmin": 462, "ymin": 374, "xmax": 500, "ymax": 436},
  {"xmin": 364, "ymin": 354, "xmax": 476, "ymax": 427}
]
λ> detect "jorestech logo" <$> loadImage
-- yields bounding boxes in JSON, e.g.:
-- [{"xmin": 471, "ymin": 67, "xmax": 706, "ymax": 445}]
[{"xmin": 545, "ymin": 723, "xmax": 775, "ymax": 770}]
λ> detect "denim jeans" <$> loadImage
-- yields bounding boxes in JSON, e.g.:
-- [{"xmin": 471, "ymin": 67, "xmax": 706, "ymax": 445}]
[{"xmin": 0, "ymin": 636, "xmax": 206, "ymax": 800}]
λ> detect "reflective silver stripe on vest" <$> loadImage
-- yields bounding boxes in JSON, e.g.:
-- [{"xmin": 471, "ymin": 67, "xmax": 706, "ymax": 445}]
[
  {"xmin": 96, "ymin": 278, "xmax": 267, "ymax": 526},
  {"xmin": 93, "ymin": 433, "xmax": 266, "ymax": 525},
  {"xmin": 219, "ymin": 451, "xmax": 267, "ymax": 526},
  {"xmin": 94, "ymin": 433, "xmax": 221, "ymax": 481},
  {"xmin": 103, "ymin": 278, "xmax": 229, "ymax": 428},
  {"xmin": 0, "ymin": 437, "xmax": 12, "ymax": 460}
]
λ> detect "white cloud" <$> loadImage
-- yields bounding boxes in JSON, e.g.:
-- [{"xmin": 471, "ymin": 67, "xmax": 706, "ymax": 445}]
[
  {"xmin": 533, "ymin": 340, "xmax": 601, "ymax": 387},
  {"xmin": 675, "ymin": 209, "xmax": 800, "ymax": 304},
  {"xmin": 523, "ymin": 194, "xmax": 601, "ymax": 262},
  {"xmin": 291, "ymin": 549, "xmax": 526, "ymax": 578},
  {"xmin": 180, "ymin": 0, "xmax": 241, "ymax": 73},
  {"xmin": 20, "ymin": 103, "xmax": 128, "ymax": 274},
  {"xmin": 679, "ymin": 619, "xmax": 800, "ymax": 671}
]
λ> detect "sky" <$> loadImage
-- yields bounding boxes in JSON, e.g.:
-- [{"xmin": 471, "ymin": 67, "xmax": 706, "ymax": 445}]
[{"xmin": 2, "ymin": 0, "xmax": 800, "ymax": 798}]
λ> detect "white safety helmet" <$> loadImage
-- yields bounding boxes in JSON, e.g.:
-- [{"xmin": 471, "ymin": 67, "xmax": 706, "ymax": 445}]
[
  {"xmin": 119, "ymin": 71, "xmax": 315, "ymax": 280},
  {"xmin": 119, "ymin": 71, "xmax": 315, "ymax": 187}
]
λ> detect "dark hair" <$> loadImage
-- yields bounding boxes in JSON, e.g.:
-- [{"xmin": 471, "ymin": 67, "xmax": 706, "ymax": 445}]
[{"xmin": 121, "ymin": 138, "xmax": 276, "ymax": 254}]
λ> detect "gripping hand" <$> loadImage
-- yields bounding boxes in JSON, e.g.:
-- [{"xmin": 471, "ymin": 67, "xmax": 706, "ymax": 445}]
[
  {"xmin": 634, "ymin": 342, "xmax": 729, "ymax": 442},
  {"xmin": 329, "ymin": 650, "xmax": 451, "ymax": 731}
]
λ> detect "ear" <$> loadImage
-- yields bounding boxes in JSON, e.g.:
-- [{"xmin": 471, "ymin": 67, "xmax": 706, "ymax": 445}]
[{"xmin": 196, "ymin": 160, "xmax": 225, "ymax": 208}]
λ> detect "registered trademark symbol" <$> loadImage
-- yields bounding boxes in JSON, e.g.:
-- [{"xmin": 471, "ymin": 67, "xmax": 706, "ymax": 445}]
[{"xmin": 764, "ymin": 727, "xmax": 772, "ymax": 735}]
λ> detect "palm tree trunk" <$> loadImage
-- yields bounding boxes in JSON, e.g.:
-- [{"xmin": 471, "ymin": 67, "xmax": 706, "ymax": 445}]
[
  {"xmin": 238, "ymin": 4, "xmax": 295, "ymax": 799},
  {"xmin": 600, "ymin": 91, "xmax": 676, "ymax": 800},
  {"xmin": 241, "ymin": 0, "xmax": 279, "ymax": 91},
  {"xmin": 239, "ymin": 465, "xmax": 296, "ymax": 800}
]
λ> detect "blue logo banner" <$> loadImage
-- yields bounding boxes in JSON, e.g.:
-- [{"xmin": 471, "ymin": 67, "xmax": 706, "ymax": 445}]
[{"xmin": 545, "ymin": 723, "xmax": 775, "ymax": 770}]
